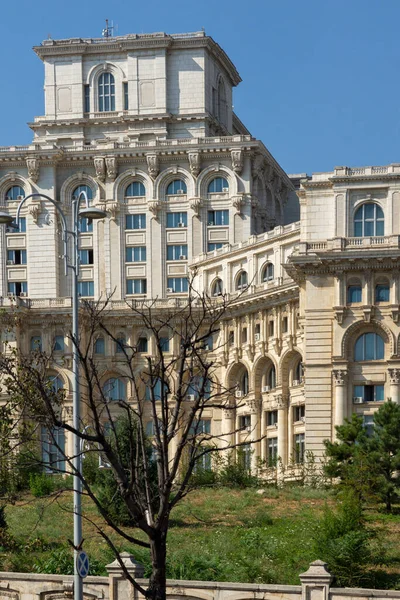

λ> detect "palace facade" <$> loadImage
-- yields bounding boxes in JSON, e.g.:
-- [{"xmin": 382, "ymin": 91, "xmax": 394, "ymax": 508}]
[{"xmin": 0, "ymin": 30, "xmax": 397, "ymax": 474}]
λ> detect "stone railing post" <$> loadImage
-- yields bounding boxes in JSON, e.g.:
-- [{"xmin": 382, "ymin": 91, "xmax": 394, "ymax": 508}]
[
  {"xmin": 106, "ymin": 552, "xmax": 145, "ymax": 600},
  {"xmin": 299, "ymin": 560, "xmax": 332, "ymax": 600}
]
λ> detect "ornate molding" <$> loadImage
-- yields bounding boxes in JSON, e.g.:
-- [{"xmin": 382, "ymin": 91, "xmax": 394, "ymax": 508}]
[
  {"xmin": 389, "ymin": 368, "xmax": 400, "ymax": 384},
  {"xmin": 28, "ymin": 200, "xmax": 42, "ymax": 224},
  {"xmin": 105, "ymin": 156, "xmax": 118, "ymax": 181},
  {"xmin": 362, "ymin": 305, "xmax": 374, "ymax": 322},
  {"xmin": 107, "ymin": 202, "xmax": 120, "ymax": 221},
  {"xmin": 26, "ymin": 157, "xmax": 40, "ymax": 183},
  {"xmin": 247, "ymin": 397, "xmax": 260, "ymax": 413},
  {"xmin": 232, "ymin": 194, "xmax": 246, "ymax": 215},
  {"xmin": 94, "ymin": 156, "xmax": 106, "ymax": 182},
  {"xmin": 333, "ymin": 305, "xmax": 345, "ymax": 324},
  {"xmin": 231, "ymin": 148, "xmax": 243, "ymax": 174},
  {"xmin": 189, "ymin": 196, "xmax": 202, "ymax": 216},
  {"xmin": 148, "ymin": 199, "xmax": 161, "ymax": 217},
  {"xmin": 332, "ymin": 369, "xmax": 347, "ymax": 386},
  {"xmin": 188, "ymin": 151, "xmax": 201, "ymax": 177},
  {"xmin": 146, "ymin": 153, "xmax": 159, "ymax": 179},
  {"xmin": 276, "ymin": 394, "xmax": 288, "ymax": 410}
]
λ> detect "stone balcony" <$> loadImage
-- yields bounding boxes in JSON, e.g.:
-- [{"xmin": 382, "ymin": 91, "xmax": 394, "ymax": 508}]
[{"xmin": 298, "ymin": 235, "xmax": 400, "ymax": 255}]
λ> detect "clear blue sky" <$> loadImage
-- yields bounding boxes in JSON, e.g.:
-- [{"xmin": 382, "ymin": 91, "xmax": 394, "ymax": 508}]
[{"xmin": 2, "ymin": 0, "xmax": 399, "ymax": 175}]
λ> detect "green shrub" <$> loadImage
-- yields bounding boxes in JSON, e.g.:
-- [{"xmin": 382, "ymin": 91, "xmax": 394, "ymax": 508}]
[
  {"xmin": 217, "ymin": 452, "xmax": 258, "ymax": 488},
  {"xmin": 29, "ymin": 473, "xmax": 55, "ymax": 498},
  {"xmin": 33, "ymin": 547, "xmax": 104, "ymax": 576}
]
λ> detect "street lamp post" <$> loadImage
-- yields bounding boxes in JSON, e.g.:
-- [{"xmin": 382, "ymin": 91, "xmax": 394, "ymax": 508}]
[{"xmin": 0, "ymin": 192, "xmax": 106, "ymax": 600}]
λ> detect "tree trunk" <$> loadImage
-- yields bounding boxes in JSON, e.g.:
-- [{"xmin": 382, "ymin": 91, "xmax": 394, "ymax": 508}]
[{"xmin": 147, "ymin": 527, "xmax": 168, "ymax": 600}]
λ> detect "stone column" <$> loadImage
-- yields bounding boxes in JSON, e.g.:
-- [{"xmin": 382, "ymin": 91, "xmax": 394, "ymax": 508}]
[
  {"xmin": 221, "ymin": 407, "xmax": 235, "ymax": 449},
  {"xmin": 248, "ymin": 399, "xmax": 261, "ymax": 473},
  {"xmin": 106, "ymin": 552, "xmax": 145, "ymax": 600},
  {"xmin": 299, "ymin": 560, "xmax": 332, "ymax": 600},
  {"xmin": 389, "ymin": 368, "xmax": 400, "ymax": 404},
  {"xmin": 277, "ymin": 394, "xmax": 288, "ymax": 468},
  {"xmin": 333, "ymin": 369, "xmax": 347, "ymax": 431}
]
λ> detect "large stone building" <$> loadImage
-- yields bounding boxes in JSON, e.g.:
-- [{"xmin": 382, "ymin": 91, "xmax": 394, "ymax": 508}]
[{"xmin": 0, "ymin": 30, "xmax": 395, "ymax": 474}]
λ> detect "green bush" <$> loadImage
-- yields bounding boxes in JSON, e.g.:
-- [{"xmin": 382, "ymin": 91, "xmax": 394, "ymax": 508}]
[
  {"xmin": 217, "ymin": 452, "xmax": 258, "ymax": 488},
  {"xmin": 33, "ymin": 547, "xmax": 104, "ymax": 576},
  {"xmin": 29, "ymin": 473, "xmax": 55, "ymax": 498}
]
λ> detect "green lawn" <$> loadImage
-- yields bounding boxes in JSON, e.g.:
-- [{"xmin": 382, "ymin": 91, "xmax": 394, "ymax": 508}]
[{"xmin": 1, "ymin": 486, "xmax": 400, "ymax": 588}]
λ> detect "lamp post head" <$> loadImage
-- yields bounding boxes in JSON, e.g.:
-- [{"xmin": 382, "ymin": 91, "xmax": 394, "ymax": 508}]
[
  {"xmin": 0, "ymin": 212, "xmax": 16, "ymax": 226},
  {"xmin": 78, "ymin": 207, "xmax": 107, "ymax": 220}
]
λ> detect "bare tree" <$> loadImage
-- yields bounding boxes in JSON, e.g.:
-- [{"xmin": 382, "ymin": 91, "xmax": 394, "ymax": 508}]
[{"xmin": 0, "ymin": 284, "xmax": 259, "ymax": 600}]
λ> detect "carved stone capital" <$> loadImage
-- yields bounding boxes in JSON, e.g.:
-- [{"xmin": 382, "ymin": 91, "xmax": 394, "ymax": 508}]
[
  {"xmin": 189, "ymin": 196, "xmax": 202, "ymax": 216},
  {"xmin": 107, "ymin": 202, "xmax": 120, "ymax": 221},
  {"xmin": 333, "ymin": 306, "xmax": 345, "ymax": 324},
  {"xmin": 105, "ymin": 156, "xmax": 118, "ymax": 181},
  {"xmin": 247, "ymin": 397, "xmax": 260, "ymax": 414},
  {"xmin": 94, "ymin": 157, "xmax": 106, "ymax": 182},
  {"xmin": 26, "ymin": 157, "xmax": 40, "ymax": 183},
  {"xmin": 231, "ymin": 148, "xmax": 243, "ymax": 174},
  {"xmin": 333, "ymin": 369, "xmax": 347, "ymax": 386},
  {"xmin": 232, "ymin": 194, "xmax": 246, "ymax": 215},
  {"xmin": 188, "ymin": 152, "xmax": 201, "ymax": 178},
  {"xmin": 362, "ymin": 305, "xmax": 374, "ymax": 322},
  {"xmin": 276, "ymin": 394, "xmax": 288, "ymax": 410},
  {"xmin": 389, "ymin": 368, "xmax": 400, "ymax": 384},
  {"xmin": 146, "ymin": 153, "xmax": 159, "ymax": 179},
  {"xmin": 148, "ymin": 199, "xmax": 161, "ymax": 217},
  {"xmin": 222, "ymin": 407, "xmax": 234, "ymax": 420},
  {"xmin": 28, "ymin": 200, "xmax": 42, "ymax": 224}
]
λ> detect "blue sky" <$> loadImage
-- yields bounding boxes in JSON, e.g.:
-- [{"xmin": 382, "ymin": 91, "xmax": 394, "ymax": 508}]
[{"xmin": 1, "ymin": 0, "xmax": 399, "ymax": 174}]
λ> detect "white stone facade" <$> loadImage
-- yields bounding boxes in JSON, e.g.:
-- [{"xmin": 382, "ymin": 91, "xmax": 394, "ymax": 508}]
[{"xmin": 0, "ymin": 30, "xmax": 396, "ymax": 475}]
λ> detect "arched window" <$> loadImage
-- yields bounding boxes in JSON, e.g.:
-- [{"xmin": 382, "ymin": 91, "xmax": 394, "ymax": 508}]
[
  {"xmin": 262, "ymin": 262, "xmax": 274, "ymax": 282},
  {"xmin": 30, "ymin": 335, "xmax": 42, "ymax": 351},
  {"xmin": 347, "ymin": 279, "xmax": 362, "ymax": 304},
  {"xmin": 208, "ymin": 177, "xmax": 228, "ymax": 193},
  {"xmin": 53, "ymin": 335, "xmax": 64, "ymax": 352},
  {"xmin": 239, "ymin": 370, "xmax": 249, "ymax": 395},
  {"xmin": 375, "ymin": 279, "xmax": 390, "ymax": 303},
  {"xmin": 354, "ymin": 332, "xmax": 384, "ymax": 361},
  {"xmin": 98, "ymin": 72, "xmax": 115, "ymax": 112},
  {"xmin": 125, "ymin": 182, "xmax": 145, "ymax": 197},
  {"xmin": 236, "ymin": 271, "xmax": 248, "ymax": 291},
  {"xmin": 211, "ymin": 278, "xmax": 223, "ymax": 297},
  {"xmin": 354, "ymin": 203, "xmax": 384, "ymax": 237},
  {"xmin": 103, "ymin": 377, "xmax": 126, "ymax": 401},
  {"xmin": 6, "ymin": 186, "xmax": 25, "ymax": 202},
  {"xmin": 294, "ymin": 361, "xmax": 304, "ymax": 383},
  {"xmin": 72, "ymin": 184, "xmax": 93, "ymax": 203},
  {"xmin": 94, "ymin": 337, "xmax": 105, "ymax": 355},
  {"xmin": 115, "ymin": 335, "xmax": 126, "ymax": 354},
  {"xmin": 166, "ymin": 180, "xmax": 187, "ymax": 195},
  {"xmin": 268, "ymin": 366, "xmax": 276, "ymax": 389},
  {"xmin": 48, "ymin": 375, "xmax": 64, "ymax": 393},
  {"xmin": 146, "ymin": 377, "xmax": 166, "ymax": 401},
  {"xmin": 188, "ymin": 376, "xmax": 211, "ymax": 400}
]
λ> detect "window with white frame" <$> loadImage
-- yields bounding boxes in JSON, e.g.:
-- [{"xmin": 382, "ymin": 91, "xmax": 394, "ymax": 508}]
[
  {"xmin": 5, "ymin": 186, "xmax": 25, "ymax": 201},
  {"xmin": 126, "ymin": 214, "xmax": 146, "ymax": 230},
  {"xmin": 103, "ymin": 377, "xmax": 126, "ymax": 401},
  {"xmin": 236, "ymin": 271, "xmax": 248, "ymax": 291},
  {"xmin": 207, "ymin": 177, "xmax": 228, "ymax": 193},
  {"xmin": 267, "ymin": 437, "xmax": 278, "ymax": 467},
  {"xmin": 262, "ymin": 262, "xmax": 274, "ymax": 282},
  {"xmin": 7, "ymin": 217, "xmax": 25, "ymax": 233},
  {"xmin": 98, "ymin": 72, "xmax": 115, "ymax": 112},
  {"xmin": 353, "ymin": 384, "xmax": 384, "ymax": 402},
  {"xmin": 167, "ymin": 245, "xmax": 187, "ymax": 260},
  {"xmin": 8, "ymin": 282, "xmax": 27, "ymax": 296},
  {"xmin": 30, "ymin": 335, "xmax": 42, "ymax": 351},
  {"xmin": 42, "ymin": 426, "xmax": 65, "ymax": 473},
  {"xmin": 94, "ymin": 337, "xmax": 105, "ymax": 355},
  {"xmin": 53, "ymin": 335, "xmax": 64, "ymax": 352},
  {"xmin": 211, "ymin": 278, "xmax": 223, "ymax": 296},
  {"xmin": 166, "ymin": 180, "xmax": 187, "ymax": 195},
  {"xmin": 354, "ymin": 203, "xmax": 384, "ymax": 237},
  {"xmin": 208, "ymin": 210, "xmax": 229, "ymax": 226},
  {"xmin": 354, "ymin": 332, "xmax": 384, "ymax": 361},
  {"xmin": 125, "ymin": 182, "xmax": 145, "ymax": 197},
  {"xmin": 126, "ymin": 247, "xmax": 146, "ymax": 262},
  {"xmin": 77, "ymin": 281, "xmax": 94, "ymax": 297},
  {"xmin": 7, "ymin": 249, "xmax": 26, "ymax": 265},
  {"xmin": 167, "ymin": 278, "xmax": 188, "ymax": 293},
  {"xmin": 166, "ymin": 212, "xmax": 187, "ymax": 228},
  {"xmin": 294, "ymin": 433, "xmax": 305, "ymax": 463},
  {"xmin": 126, "ymin": 279, "xmax": 147, "ymax": 294}
]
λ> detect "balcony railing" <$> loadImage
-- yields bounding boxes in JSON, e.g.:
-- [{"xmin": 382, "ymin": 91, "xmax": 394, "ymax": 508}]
[{"xmin": 299, "ymin": 235, "xmax": 400, "ymax": 255}]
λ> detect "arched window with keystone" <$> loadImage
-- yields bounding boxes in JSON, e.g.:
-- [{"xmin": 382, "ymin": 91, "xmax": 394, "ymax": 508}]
[
  {"xmin": 103, "ymin": 377, "xmax": 126, "ymax": 402},
  {"xmin": 98, "ymin": 72, "xmax": 115, "ymax": 112},
  {"xmin": 5, "ymin": 186, "xmax": 25, "ymax": 202},
  {"xmin": 354, "ymin": 332, "xmax": 384, "ymax": 361},
  {"xmin": 166, "ymin": 180, "xmax": 187, "ymax": 195},
  {"xmin": 354, "ymin": 203, "xmax": 384, "ymax": 237},
  {"xmin": 208, "ymin": 177, "xmax": 229, "ymax": 194},
  {"xmin": 125, "ymin": 182, "xmax": 146, "ymax": 198},
  {"xmin": 262, "ymin": 262, "xmax": 274, "ymax": 283}
]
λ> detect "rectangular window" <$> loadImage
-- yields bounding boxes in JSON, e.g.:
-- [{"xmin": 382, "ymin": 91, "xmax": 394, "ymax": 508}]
[
  {"xmin": 126, "ymin": 214, "xmax": 146, "ymax": 230},
  {"xmin": 137, "ymin": 337, "xmax": 148, "ymax": 352},
  {"xmin": 84, "ymin": 85, "xmax": 90, "ymax": 113},
  {"xmin": 282, "ymin": 316, "xmax": 288, "ymax": 333},
  {"xmin": 204, "ymin": 335, "xmax": 213, "ymax": 351},
  {"xmin": 208, "ymin": 243, "xmax": 224, "ymax": 251},
  {"xmin": 207, "ymin": 210, "xmax": 229, "ymax": 226},
  {"xmin": 353, "ymin": 384, "xmax": 384, "ymax": 402},
  {"xmin": 78, "ymin": 249, "xmax": 94, "ymax": 265},
  {"xmin": 348, "ymin": 285, "xmax": 362, "ymax": 303},
  {"xmin": 269, "ymin": 321, "xmax": 274, "ymax": 337},
  {"xmin": 78, "ymin": 281, "xmax": 94, "ymax": 297},
  {"xmin": 190, "ymin": 419, "xmax": 211, "ymax": 435},
  {"xmin": 255, "ymin": 323, "xmax": 261, "ymax": 336},
  {"xmin": 80, "ymin": 218, "xmax": 93, "ymax": 233},
  {"xmin": 166, "ymin": 212, "xmax": 187, "ymax": 228},
  {"xmin": 267, "ymin": 410, "xmax": 278, "ymax": 426},
  {"xmin": 241, "ymin": 327, "xmax": 247, "ymax": 343},
  {"xmin": 160, "ymin": 337, "xmax": 170, "ymax": 352},
  {"xmin": 167, "ymin": 278, "xmax": 188, "ymax": 293},
  {"xmin": 167, "ymin": 245, "xmax": 188, "ymax": 260},
  {"xmin": 267, "ymin": 437, "xmax": 278, "ymax": 466},
  {"xmin": 126, "ymin": 246, "xmax": 146, "ymax": 262},
  {"xmin": 239, "ymin": 415, "xmax": 251, "ymax": 430},
  {"xmin": 376, "ymin": 285, "xmax": 389, "ymax": 302},
  {"xmin": 295, "ymin": 433, "xmax": 305, "ymax": 463},
  {"xmin": 123, "ymin": 82, "xmax": 129, "ymax": 110},
  {"xmin": 7, "ymin": 282, "xmax": 27, "ymax": 296},
  {"xmin": 6, "ymin": 217, "xmax": 26, "ymax": 233},
  {"xmin": 294, "ymin": 405, "xmax": 305, "ymax": 422},
  {"xmin": 53, "ymin": 335, "xmax": 64, "ymax": 352},
  {"xmin": 7, "ymin": 249, "xmax": 27, "ymax": 265},
  {"xmin": 228, "ymin": 331, "xmax": 234, "ymax": 346},
  {"xmin": 240, "ymin": 444, "xmax": 251, "ymax": 471},
  {"xmin": 42, "ymin": 426, "xmax": 65, "ymax": 473},
  {"xmin": 94, "ymin": 337, "xmax": 105, "ymax": 354},
  {"xmin": 126, "ymin": 279, "xmax": 147, "ymax": 295}
]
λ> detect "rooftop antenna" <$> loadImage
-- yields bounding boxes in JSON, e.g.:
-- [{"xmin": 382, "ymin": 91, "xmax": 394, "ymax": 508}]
[{"xmin": 102, "ymin": 19, "xmax": 114, "ymax": 38}]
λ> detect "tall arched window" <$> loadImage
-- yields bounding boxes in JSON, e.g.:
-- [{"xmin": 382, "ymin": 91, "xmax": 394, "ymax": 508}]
[
  {"xmin": 6, "ymin": 186, "xmax": 25, "ymax": 201},
  {"xmin": 262, "ymin": 262, "xmax": 274, "ymax": 282},
  {"xmin": 72, "ymin": 185, "xmax": 93, "ymax": 203},
  {"xmin": 211, "ymin": 278, "xmax": 223, "ymax": 296},
  {"xmin": 98, "ymin": 72, "xmax": 115, "ymax": 112},
  {"xmin": 48, "ymin": 375, "xmax": 64, "ymax": 393},
  {"xmin": 354, "ymin": 332, "xmax": 384, "ymax": 361},
  {"xmin": 103, "ymin": 377, "xmax": 126, "ymax": 401},
  {"xmin": 236, "ymin": 271, "xmax": 248, "ymax": 291},
  {"xmin": 125, "ymin": 182, "xmax": 145, "ymax": 197},
  {"xmin": 208, "ymin": 177, "xmax": 228, "ymax": 193},
  {"xmin": 30, "ymin": 335, "xmax": 42, "ymax": 351},
  {"xmin": 268, "ymin": 366, "xmax": 276, "ymax": 389},
  {"xmin": 354, "ymin": 203, "xmax": 384, "ymax": 237},
  {"xmin": 239, "ymin": 370, "xmax": 249, "ymax": 395},
  {"xmin": 166, "ymin": 180, "xmax": 187, "ymax": 195}
]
